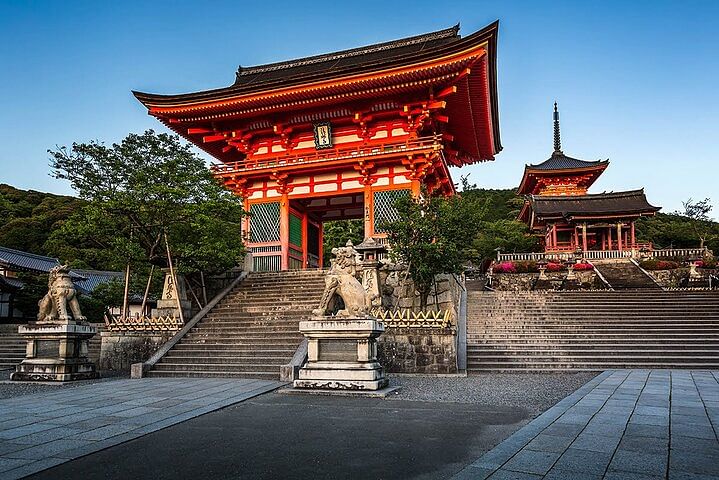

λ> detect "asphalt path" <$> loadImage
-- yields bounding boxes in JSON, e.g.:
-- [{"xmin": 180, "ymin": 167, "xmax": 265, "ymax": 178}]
[{"xmin": 29, "ymin": 391, "xmax": 531, "ymax": 480}]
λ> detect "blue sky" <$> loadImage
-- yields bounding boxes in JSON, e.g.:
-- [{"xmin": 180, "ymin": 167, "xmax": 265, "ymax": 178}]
[{"xmin": 1, "ymin": 0, "xmax": 717, "ymax": 217}]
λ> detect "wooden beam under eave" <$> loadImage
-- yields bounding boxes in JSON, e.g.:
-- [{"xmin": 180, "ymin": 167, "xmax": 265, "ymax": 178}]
[
  {"xmin": 202, "ymin": 134, "xmax": 227, "ymax": 143},
  {"xmin": 436, "ymin": 85, "xmax": 457, "ymax": 98},
  {"xmin": 188, "ymin": 127, "xmax": 213, "ymax": 135}
]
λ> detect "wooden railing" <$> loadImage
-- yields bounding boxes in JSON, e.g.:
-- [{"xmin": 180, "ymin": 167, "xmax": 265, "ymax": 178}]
[{"xmin": 210, "ymin": 136, "xmax": 440, "ymax": 175}]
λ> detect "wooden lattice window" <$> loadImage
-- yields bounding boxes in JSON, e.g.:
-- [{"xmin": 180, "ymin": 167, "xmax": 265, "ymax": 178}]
[
  {"xmin": 249, "ymin": 202, "xmax": 280, "ymax": 243},
  {"xmin": 373, "ymin": 189, "xmax": 409, "ymax": 233}
]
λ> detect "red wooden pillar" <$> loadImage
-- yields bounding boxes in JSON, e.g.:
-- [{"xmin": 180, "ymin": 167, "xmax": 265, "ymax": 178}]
[
  {"xmin": 279, "ymin": 193, "xmax": 289, "ymax": 270},
  {"xmin": 552, "ymin": 224, "xmax": 558, "ymax": 250},
  {"xmin": 363, "ymin": 183, "xmax": 373, "ymax": 240},
  {"xmin": 301, "ymin": 211, "xmax": 308, "ymax": 268},
  {"xmin": 582, "ymin": 223, "xmax": 588, "ymax": 252},
  {"xmin": 631, "ymin": 222, "xmax": 636, "ymax": 246},
  {"xmin": 574, "ymin": 227, "xmax": 579, "ymax": 249},
  {"xmin": 617, "ymin": 223, "xmax": 623, "ymax": 251},
  {"xmin": 242, "ymin": 198, "xmax": 251, "ymax": 245},
  {"xmin": 318, "ymin": 222, "xmax": 324, "ymax": 269},
  {"xmin": 607, "ymin": 227, "xmax": 613, "ymax": 250}
]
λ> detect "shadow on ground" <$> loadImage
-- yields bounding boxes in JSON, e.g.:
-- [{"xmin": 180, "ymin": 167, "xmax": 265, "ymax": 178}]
[{"xmin": 29, "ymin": 392, "xmax": 530, "ymax": 480}]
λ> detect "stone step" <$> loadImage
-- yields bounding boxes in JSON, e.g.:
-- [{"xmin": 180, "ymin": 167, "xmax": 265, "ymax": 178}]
[
  {"xmin": 468, "ymin": 323, "xmax": 719, "ymax": 329},
  {"xmin": 469, "ymin": 331, "xmax": 719, "ymax": 337},
  {"xmin": 468, "ymin": 348, "xmax": 719, "ymax": 356},
  {"xmin": 152, "ymin": 363, "xmax": 282, "ymax": 373},
  {"xmin": 159, "ymin": 355, "xmax": 292, "ymax": 365},
  {"xmin": 170, "ymin": 347, "xmax": 296, "ymax": 354},
  {"xmin": 146, "ymin": 370, "xmax": 280, "ymax": 379},
  {"xmin": 186, "ymin": 329, "xmax": 300, "ymax": 336},
  {"xmin": 178, "ymin": 336, "xmax": 301, "ymax": 343},
  {"xmin": 466, "ymin": 364, "xmax": 719, "ymax": 372}
]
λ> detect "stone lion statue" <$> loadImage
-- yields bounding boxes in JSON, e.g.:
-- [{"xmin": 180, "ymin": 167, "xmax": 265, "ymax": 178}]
[
  {"xmin": 37, "ymin": 265, "xmax": 86, "ymax": 323},
  {"xmin": 313, "ymin": 241, "xmax": 370, "ymax": 317}
]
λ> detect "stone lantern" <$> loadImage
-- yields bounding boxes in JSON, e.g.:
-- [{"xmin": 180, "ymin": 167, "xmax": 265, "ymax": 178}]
[
  {"xmin": 353, "ymin": 237, "xmax": 387, "ymax": 308},
  {"xmin": 537, "ymin": 259, "xmax": 548, "ymax": 281},
  {"xmin": 565, "ymin": 260, "xmax": 577, "ymax": 281}
]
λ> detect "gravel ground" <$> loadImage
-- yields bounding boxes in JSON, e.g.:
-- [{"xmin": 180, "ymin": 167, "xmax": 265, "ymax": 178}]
[
  {"xmin": 388, "ymin": 372, "xmax": 598, "ymax": 415},
  {"xmin": 0, "ymin": 368, "xmax": 128, "ymax": 400},
  {"xmin": 0, "ymin": 368, "xmax": 597, "ymax": 417}
]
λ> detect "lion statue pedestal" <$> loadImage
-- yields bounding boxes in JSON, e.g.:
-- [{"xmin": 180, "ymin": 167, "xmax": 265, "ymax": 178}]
[
  {"xmin": 293, "ymin": 317, "xmax": 388, "ymax": 391},
  {"xmin": 293, "ymin": 241, "xmax": 388, "ymax": 391},
  {"xmin": 11, "ymin": 265, "xmax": 98, "ymax": 382}
]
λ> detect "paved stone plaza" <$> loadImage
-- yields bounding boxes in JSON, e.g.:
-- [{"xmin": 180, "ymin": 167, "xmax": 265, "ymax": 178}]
[
  {"xmin": 0, "ymin": 378, "xmax": 282, "ymax": 479},
  {"xmin": 1, "ymin": 371, "xmax": 717, "ymax": 479},
  {"xmin": 453, "ymin": 370, "xmax": 719, "ymax": 480}
]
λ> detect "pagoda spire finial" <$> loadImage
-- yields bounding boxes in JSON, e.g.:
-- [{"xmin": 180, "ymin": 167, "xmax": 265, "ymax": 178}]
[{"xmin": 553, "ymin": 101, "xmax": 562, "ymax": 153}]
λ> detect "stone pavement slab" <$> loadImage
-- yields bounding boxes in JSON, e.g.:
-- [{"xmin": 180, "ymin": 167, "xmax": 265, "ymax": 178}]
[
  {"xmin": 452, "ymin": 370, "xmax": 719, "ymax": 480},
  {"xmin": 0, "ymin": 378, "xmax": 282, "ymax": 479}
]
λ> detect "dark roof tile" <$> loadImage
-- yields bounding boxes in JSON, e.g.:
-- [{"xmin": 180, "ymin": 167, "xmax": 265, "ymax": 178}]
[
  {"xmin": 70, "ymin": 269, "xmax": 124, "ymax": 295},
  {"xmin": 528, "ymin": 151, "xmax": 608, "ymax": 170},
  {"xmin": 0, "ymin": 246, "xmax": 59, "ymax": 273},
  {"xmin": 530, "ymin": 189, "xmax": 661, "ymax": 219}
]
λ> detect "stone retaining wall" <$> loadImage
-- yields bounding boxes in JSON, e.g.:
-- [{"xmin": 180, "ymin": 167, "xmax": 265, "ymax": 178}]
[
  {"xmin": 98, "ymin": 331, "xmax": 173, "ymax": 371},
  {"xmin": 377, "ymin": 327, "xmax": 457, "ymax": 374},
  {"xmin": 379, "ymin": 264, "xmax": 463, "ymax": 320},
  {"xmin": 645, "ymin": 268, "xmax": 718, "ymax": 288},
  {"xmin": 490, "ymin": 271, "xmax": 601, "ymax": 291}
]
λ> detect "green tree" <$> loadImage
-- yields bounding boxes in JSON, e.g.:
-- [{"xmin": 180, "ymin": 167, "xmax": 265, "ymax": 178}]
[
  {"xmin": 471, "ymin": 219, "xmax": 541, "ymax": 262},
  {"xmin": 322, "ymin": 219, "xmax": 364, "ymax": 265},
  {"xmin": 680, "ymin": 197, "xmax": 714, "ymax": 249},
  {"xmin": 384, "ymin": 190, "xmax": 483, "ymax": 309},
  {"xmin": 47, "ymin": 130, "xmax": 246, "ymax": 281}
]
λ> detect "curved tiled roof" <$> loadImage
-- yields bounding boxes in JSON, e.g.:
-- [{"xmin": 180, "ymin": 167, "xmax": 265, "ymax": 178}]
[
  {"xmin": 70, "ymin": 269, "xmax": 124, "ymax": 295},
  {"xmin": 234, "ymin": 25, "xmax": 461, "ymax": 87},
  {"xmin": 528, "ymin": 151, "xmax": 608, "ymax": 171},
  {"xmin": 529, "ymin": 189, "xmax": 661, "ymax": 220},
  {"xmin": 0, "ymin": 246, "xmax": 60, "ymax": 273}
]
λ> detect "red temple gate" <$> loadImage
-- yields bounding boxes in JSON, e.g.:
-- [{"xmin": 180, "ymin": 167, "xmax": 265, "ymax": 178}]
[{"xmin": 135, "ymin": 23, "xmax": 502, "ymax": 270}]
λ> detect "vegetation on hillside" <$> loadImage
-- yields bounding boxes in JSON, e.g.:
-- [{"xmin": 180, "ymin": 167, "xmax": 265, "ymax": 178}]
[
  {"xmin": 0, "ymin": 184, "xmax": 84, "ymax": 256},
  {"xmin": 2, "ymin": 174, "xmax": 717, "ymax": 277}
]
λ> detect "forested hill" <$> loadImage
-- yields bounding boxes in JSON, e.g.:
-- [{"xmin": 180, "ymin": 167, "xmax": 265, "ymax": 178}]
[
  {"xmin": 0, "ymin": 184, "xmax": 84, "ymax": 256},
  {"xmin": 1, "ymin": 183, "xmax": 717, "ymax": 266}
]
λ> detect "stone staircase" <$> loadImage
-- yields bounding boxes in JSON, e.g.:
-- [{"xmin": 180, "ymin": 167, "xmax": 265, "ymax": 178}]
[
  {"xmin": 147, "ymin": 270, "xmax": 326, "ymax": 379},
  {"xmin": 467, "ymin": 289, "xmax": 719, "ymax": 372},
  {"xmin": 593, "ymin": 260, "xmax": 659, "ymax": 289},
  {"xmin": 0, "ymin": 326, "xmax": 25, "ymax": 370}
]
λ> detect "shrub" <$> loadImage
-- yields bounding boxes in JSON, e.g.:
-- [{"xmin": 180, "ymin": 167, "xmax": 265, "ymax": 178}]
[
  {"xmin": 492, "ymin": 260, "xmax": 539, "ymax": 274},
  {"xmin": 641, "ymin": 259, "xmax": 680, "ymax": 270},
  {"xmin": 546, "ymin": 262, "xmax": 563, "ymax": 272},
  {"xmin": 492, "ymin": 261, "xmax": 516, "ymax": 273},
  {"xmin": 696, "ymin": 258, "xmax": 717, "ymax": 269},
  {"xmin": 573, "ymin": 262, "xmax": 594, "ymax": 271}
]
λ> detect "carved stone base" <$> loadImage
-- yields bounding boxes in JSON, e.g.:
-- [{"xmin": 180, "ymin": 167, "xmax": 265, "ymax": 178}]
[
  {"xmin": 11, "ymin": 323, "xmax": 98, "ymax": 382},
  {"xmin": 293, "ymin": 317, "xmax": 388, "ymax": 391}
]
